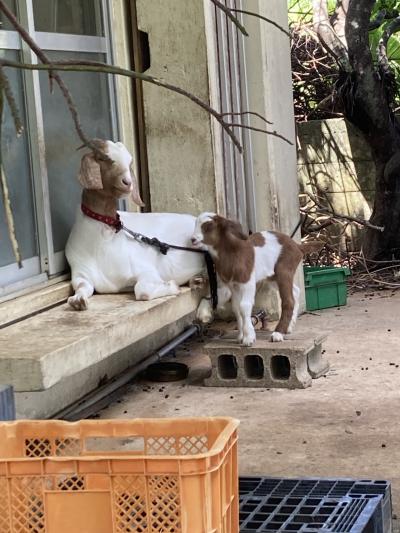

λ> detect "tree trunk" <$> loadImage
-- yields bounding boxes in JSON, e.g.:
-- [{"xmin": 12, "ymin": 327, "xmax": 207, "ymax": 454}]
[
  {"xmin": 343, "ymin": 0, "xmax": 400, "ymax": 259},
  {"xmin": 363, "ymin": 151, "xmax": 400, "ymax": 259}
]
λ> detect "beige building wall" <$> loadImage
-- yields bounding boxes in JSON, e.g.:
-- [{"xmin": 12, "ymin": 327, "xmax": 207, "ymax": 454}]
[
  {"xmin": 241, "ymin": 1, "xmax": 299, "ymax": 236},
  {"xmin": 134, "ymin": 0, "xmax": 303, "ymax": 312},
  {"xmin": 135, "ymin": 0, "xmax": 217, "ymax": 215},
  {"xmin": 134, "ymin": 0, "xmax": 300, "ymax": 224}
]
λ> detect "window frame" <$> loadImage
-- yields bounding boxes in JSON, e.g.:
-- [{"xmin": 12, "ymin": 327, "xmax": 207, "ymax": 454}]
[{"xmin": 0, "ymin": 0, "xmax": 118, "ymax": 295}]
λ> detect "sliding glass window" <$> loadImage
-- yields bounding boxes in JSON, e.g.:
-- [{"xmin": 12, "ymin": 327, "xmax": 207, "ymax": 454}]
[{"xmin": 0, "ymin": 0, "xmax": 117, "ymax": 296}]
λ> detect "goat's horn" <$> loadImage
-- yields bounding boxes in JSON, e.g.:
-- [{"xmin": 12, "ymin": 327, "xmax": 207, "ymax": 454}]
[
  {"xmin": 130, "ymin": 166, "xmax": 145, "ymax": 207},
  {"xmin": 131, "ymin": 181, "xmax": 145, "ymax": 207}
]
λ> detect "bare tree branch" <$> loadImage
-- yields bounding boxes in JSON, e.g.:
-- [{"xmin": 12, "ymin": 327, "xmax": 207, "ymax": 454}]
[
  {"xmin": 211, "ymin": 2, "xmax": 290, "ymax": 38},
  {"xmin": 229, "ymin": 8, "xmax": 290, "ymax": 37},
  {"xmin": 0, "ymin": 0, "xmax": 109, "ymax": 161},
  {"xmin": 0, "ymin": 89, "xmax": 21, "ymax": 266},
  {"xmin": 378, "ymin": 15, "xmax": 400, "ymax": 72},
  {"xmin": 0, "ymin": 0, "xmax": 249, "ymax": 155},
  {"xmin": 306, "ymin": 207, "xmax": 385, "ymax": 231},
  {"xmin": 0, "ymin": 0, "xmax": 293, "ymax": 155},
  {"xmin": 0, "ymin": 59, "xmax": 295, "ymax": 149},
  {"xmin": 312, "ymin": 0, "xmax": 350, "ymax": 70},
  {"xmin": 223, "ymin": 121, "xmax": 294, "ymax": 145},
  {"xmin": 209, "ymin": 0, "xmax": 249, "ymax": 36},
  {"xmin": 302, "ymin": 191, "xmax": 384, "ymax": 232},
  {"xmin": 220, "ymin": 111, "xmax": 273, "ymax": 125},
  {"xmin": 331, "ymin": 0, "xmax": 349, "ymax": 48},
  {"xmin": 0, "ymin": 67, "xmax": 23, "ymax": 136},
  {"xmin": 0, "ymin": 58, "xmax": 247, "ymax": 152}
]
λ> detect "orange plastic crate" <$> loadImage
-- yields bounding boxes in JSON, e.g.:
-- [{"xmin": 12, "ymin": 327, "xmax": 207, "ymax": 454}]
[{"xmin": 0, "ymin": 417, "xmax": 239, "ymax": 533}]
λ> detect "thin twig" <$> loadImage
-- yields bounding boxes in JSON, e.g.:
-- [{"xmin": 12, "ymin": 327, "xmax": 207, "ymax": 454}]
[
  {"xmin": 360, "ymin": 251, "xmax": 400, "ymax": 288},
  {"xmin": 0, "ymin": 59, "xmax": 256, "ymax": 153},
  {"xmin": 210, "ymin": 0, "xmax": 249, "ymax": 36},
  {"xmin": 0, "ymin": 66, "xmax": 23, "ymax": 135},
  {"xmin": 300, "ymin": 206, "xmax": 384, "ymax": 232},
  {"xmin": 0, "ymin": 89, "xmax": 22, "ymax": 267},
  {"xmin": 224, "ymin": 121, "xmax": 294, "ymax": 145},
  {"xmin": 230, "ymin": 8, "xmax": 290, "ymax": 37},
  {"xmin": 220, "ymin": 111, "xmax": 273, "ymax": 125}
]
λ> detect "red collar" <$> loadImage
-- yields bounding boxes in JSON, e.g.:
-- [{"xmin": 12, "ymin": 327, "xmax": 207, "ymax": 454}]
[{"xmin": 81, "ymin": 204, "xmax": 122, "ymax": 232}]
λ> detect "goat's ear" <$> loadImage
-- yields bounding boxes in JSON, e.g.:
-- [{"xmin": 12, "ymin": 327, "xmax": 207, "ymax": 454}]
[
  {"xmin": 78, "ymin": 153, "xmax": 103, "ymax": 190},
  {"xmin": 130, "ymin": 166, "xmax": 145, "ymax": 207},
  {"xmin": 225, "ymin": 219, "xmax": 248, "ymax": 240}
]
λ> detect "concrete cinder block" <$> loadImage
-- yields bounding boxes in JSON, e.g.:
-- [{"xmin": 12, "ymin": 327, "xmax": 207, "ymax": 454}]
[{"xmin": 204, "ymin": 331, "xmax": 329, "ymax": 389}]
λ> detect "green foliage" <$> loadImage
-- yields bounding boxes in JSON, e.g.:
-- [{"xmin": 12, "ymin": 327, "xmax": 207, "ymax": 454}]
[
  {"xmin": 372, "ymin": 0, "xmax": 400, "ymax": 14},
  {"xmin": 288, "ymin": 0, "xmax": 400, "ymax": 105},
  {"xmin": 288, "ymin": 0, "xmax": 336, "ymax": 25}
]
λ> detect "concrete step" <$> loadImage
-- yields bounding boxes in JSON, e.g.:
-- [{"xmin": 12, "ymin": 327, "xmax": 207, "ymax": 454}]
[
  {"xmin": 0, "ymin": 286, "xmax": 200, "ymax": 418},
  {"xmin": 204, "ymin": 330, "xmax": 329, "ymax": 388},
  {"xmin": 0, "ymin": 279, "xmax": 72, "ymax": 327}
]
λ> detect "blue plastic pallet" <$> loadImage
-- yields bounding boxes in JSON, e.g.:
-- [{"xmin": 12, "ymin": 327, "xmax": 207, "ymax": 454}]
[
  {"xmin": 240, "ymin": 494, "xmax": 382, "ymax": 532},
  {"xmin": 239, "ymin": 477, "xmax": 392, "ymax": 533}
]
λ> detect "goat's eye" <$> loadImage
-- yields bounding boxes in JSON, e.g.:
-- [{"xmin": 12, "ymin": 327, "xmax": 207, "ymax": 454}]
[{"xmin": 202, "ymin": 222, "xmax": 213, "ymax": 233}]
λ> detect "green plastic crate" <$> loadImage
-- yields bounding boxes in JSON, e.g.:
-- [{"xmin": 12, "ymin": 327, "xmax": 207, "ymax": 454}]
[{"xmin": 304, "ymin": 266, "xmax": 351, "ymax": 311}]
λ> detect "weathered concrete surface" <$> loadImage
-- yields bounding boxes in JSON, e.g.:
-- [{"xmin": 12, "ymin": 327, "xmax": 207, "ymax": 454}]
[
  {"xmin": 100, "ymin": 291, "xmax": 400, "ymax": 522},
  {"xmin": 136, "ymin": 0, "xmax": 216, "ymax": 214},
  {"xmin": 0, "ymin": 280, "xmax": 71, "ymax": 327},
  {"xmin": 15, "ymin": 315, "xmax": 192, "ymax": 419},
  {"xmin": 0, "ymin": 287, "xmax": 200, "ymax": 392},
  {"xmin": 298, "ymin": 118, "xmax": 375, "ymax": 249}
]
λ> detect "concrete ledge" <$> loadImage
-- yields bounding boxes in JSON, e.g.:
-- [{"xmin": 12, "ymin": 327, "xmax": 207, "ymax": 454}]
[
  {"xmin": 15, "ymin": 315, "xmax": 193, "ymax": 419},
  {"xmin": 0, "ymin": 280, "xmax": 72, "ymax": 327},
  {"xmin": 0, "ymin": 287, "xmax": 201, "ymax": 393}
]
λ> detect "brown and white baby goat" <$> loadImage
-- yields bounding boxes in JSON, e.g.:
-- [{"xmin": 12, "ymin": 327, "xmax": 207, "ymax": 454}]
[{"xmin": 192, "ymin": 213, "xmax": 322, "ymax": 345}]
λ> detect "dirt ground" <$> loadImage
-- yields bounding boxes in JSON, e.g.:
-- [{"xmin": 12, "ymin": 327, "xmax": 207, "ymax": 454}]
[{"xmin": 100, "ymin": 290, "xmax": 400, "ymax": 528}]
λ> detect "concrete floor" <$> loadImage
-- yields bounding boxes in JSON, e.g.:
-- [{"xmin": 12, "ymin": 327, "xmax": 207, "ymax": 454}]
[{"xmin": 100, "ymin": 290, "xmax": 400, "ymax": 525}]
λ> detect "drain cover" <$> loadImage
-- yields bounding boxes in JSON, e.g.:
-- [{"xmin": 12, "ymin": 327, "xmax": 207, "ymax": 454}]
[{"xmin": 145, "ymin": 362, "xmax": 189, "ymax": 382}]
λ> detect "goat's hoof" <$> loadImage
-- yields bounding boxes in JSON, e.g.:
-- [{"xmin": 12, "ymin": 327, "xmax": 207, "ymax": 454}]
[
  {"xmin": 189, "ymin": 275, "xmax": 207, "ymax": 291},
  {"xmin": 242, "ymin": 333, "xmax": 256, "ymax": 346},
  {"xmin": 271, "ymin": 331, "xmax": 284, "ymax": 342},
  {"xmin": 68, "ymin": 295, "xmax": 89, "ymax": 311},
  {"xmin": 166, "ymin": 280, "xmax": 180, "ymax": 295},
  {"xmin": 196, "ymin": 298, "xmax": 213, "ymax": 323}
]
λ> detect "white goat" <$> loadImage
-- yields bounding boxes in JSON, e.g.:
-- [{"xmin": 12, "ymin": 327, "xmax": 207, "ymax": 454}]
[
  {"xmin": 66, "ymin": 140, "xmax": 207, "ymax": 311},
  {"xmin": 191, "ymin": 212, "xmax": 323, "ymax": 345}
]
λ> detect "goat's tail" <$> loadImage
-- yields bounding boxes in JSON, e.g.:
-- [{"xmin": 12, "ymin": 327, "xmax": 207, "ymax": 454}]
[{"xmin": 298, "ymin": 240, "xmax": 325, "ymax": 255}]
